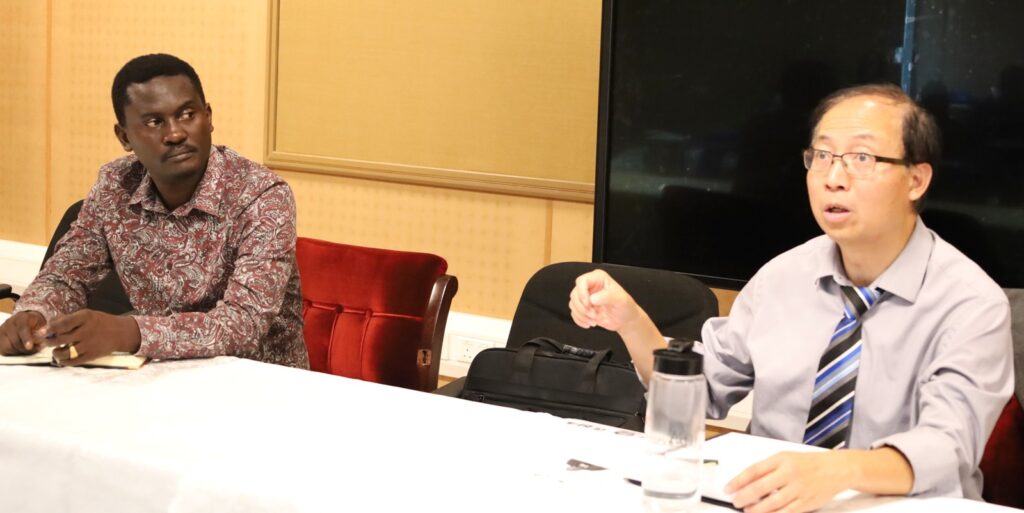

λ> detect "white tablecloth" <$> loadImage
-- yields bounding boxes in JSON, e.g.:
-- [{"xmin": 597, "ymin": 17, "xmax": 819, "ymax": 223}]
[
  {"xmin": 0, "ymin": 357, "xmax": 1016, "ymax": 512},
  {"xmin": 0, "ymin": 358, "xmax": 642, "ymax": 513}
]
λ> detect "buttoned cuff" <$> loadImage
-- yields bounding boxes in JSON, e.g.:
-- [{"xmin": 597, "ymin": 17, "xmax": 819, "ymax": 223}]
[
  {"xmin": 131, "ymin": 314, "xmax": 164, "ymax": 357},
  {"xmin": 131, "ymin": 313, "xmax": 216, "ymax": 360},
  {"xmin": 871, "ymin": 428, "xmax": 963, "ymax": 497}
]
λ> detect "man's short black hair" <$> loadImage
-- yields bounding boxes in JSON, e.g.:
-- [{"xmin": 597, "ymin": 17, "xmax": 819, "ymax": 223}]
[
  {"xmin": 809, "ymin": 83, "xmax": 942, "ymax": 167},
  {"xmin": 111, "ymin": 54, "xmax": 205, "ymax": 125}
]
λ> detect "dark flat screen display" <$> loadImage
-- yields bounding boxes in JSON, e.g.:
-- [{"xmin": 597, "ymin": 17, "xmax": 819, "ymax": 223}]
[{"xmin": 595, "ymin": 0, "xmax": 1024, "ymax": 289}]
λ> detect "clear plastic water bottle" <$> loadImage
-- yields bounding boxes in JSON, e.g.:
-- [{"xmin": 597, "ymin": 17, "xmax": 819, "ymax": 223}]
[{"xmin": 642, "ymin": 342, "xmax": 705, "ymax": 513}]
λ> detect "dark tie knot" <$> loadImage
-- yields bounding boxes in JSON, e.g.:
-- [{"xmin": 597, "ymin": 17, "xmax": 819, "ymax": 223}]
[{"xmin": 840, "ymin": 285, "xmax": 884, "ymax": 319}]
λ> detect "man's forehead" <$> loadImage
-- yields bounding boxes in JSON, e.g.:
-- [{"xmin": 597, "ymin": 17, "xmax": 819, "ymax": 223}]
[
  {"xmin": 814, "ymin": 132, "xmax": 880, "ymax": 143},
  {"xmin": 814, "ymin": 94, "xmax": 906, "ymax": 140},
  {"xmin": 124, "ymin": 75, "xmax": 200, "ymax": 108}
]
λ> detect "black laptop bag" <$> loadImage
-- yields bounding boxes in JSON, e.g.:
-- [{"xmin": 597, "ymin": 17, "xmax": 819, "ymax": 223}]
[{"xmin": 459, "ymin": 338, "xmax": 648, "ymax": 431}]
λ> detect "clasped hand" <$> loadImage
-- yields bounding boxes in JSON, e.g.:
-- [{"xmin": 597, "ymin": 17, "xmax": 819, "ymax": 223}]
[
  {"xmin": 568, "ymin": 269, "xmax": 641, "ymax": 331},
  {"xmin": 0, "ymin": 309, "xmax": 141, "ymax": 365}
]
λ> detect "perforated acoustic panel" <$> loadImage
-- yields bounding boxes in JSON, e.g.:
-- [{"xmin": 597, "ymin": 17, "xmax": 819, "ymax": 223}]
[
  {"xmin": 47, "ymin": 0, "xmax": 268, "ymax": 228},
  {"xmin": 0, "ymin": 1, "xmax": 596, "ymax": 319},
  {"xmin": 550, "ymin": 202, "xmax": 594, "ymax": 265},
  {"xmin": 280, "ymin": 170, "xmax": 583, "ymax": 318},
  {"xmin": 271, "ymin": 0, "xmax": 601, "ymax": 195},
  {"xmin": 0, "ymin": 1, "xmax": 48, "ymax": 244}
]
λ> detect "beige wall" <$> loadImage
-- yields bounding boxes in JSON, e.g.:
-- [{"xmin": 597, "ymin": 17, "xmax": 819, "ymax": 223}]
[
  {"xmin": 0, "ymin": 2, "xmax": 48, "ymax": 244},
  {"xmin": 0, "ymin": 2, "xmax": 737, "ymax": 319},
  {"xmin": 0, "ymin": 0, "xmax": 270, "ymax": 241},
  {"xmin": 0, "ymin": 0, "xmax": 596, "ymax": 320},
  {"xmin": 270, "ymin": 0, "xmax": 601, "ymax": 200}
]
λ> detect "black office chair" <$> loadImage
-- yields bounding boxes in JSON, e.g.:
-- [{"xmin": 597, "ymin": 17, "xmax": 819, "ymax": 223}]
[
  {"xmin": 435, "ymin": 261, "xmax": 719, "ymax": 397},
  {"xmin": 0, "ymin": 200, "xmax": 133, "ymax": 314}
]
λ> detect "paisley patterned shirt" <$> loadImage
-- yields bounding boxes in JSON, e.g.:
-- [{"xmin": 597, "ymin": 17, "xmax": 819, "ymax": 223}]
[{"xmin": 15, "ymin": 146, "xmax": 309, "ymax": 369}]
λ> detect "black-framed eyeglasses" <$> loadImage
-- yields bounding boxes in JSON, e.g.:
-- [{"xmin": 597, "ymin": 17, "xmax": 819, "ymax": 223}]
[{"xmin": 802, "ymin": 148, "xmax": 911, "ymax": 177}]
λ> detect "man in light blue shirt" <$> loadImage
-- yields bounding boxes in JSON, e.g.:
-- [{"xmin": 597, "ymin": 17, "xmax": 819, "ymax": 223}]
[{"xmin": 570, "ymin": 84, "xmax": 1013, "ymax": 512}]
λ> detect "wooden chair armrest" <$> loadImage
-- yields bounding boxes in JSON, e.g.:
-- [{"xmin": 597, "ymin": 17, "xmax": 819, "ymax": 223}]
[{"xmin": 417, "ymin": 274, "xmax": 458, "ymax": 392}]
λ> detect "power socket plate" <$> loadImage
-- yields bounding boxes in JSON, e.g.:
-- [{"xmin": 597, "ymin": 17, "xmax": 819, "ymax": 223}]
[{"xmin": 451, "ymin": 335, "xmax": 493, "ymax": 364}]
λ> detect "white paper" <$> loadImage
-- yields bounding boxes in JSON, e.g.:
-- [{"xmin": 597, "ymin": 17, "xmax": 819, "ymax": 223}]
[
  {"xmin": 0, "ymin": 346, "xmax": 147, "ymax": 369},
  {"xmin": 702, "ymin": 432, "xmax": 860, "ymax": 504}
]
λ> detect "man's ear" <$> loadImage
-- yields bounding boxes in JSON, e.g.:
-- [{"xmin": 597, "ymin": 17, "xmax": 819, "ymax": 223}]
[
  {"xmin": 907, "ymin": 162, "xmax": 933, "ymax": 203},
  {"xmin": 206, "ymin": 103, "xmax": 214, "ymax": 133},
  {"xmin": 113, "ymin": 124, "xmax": 131, "ymax": 152}
]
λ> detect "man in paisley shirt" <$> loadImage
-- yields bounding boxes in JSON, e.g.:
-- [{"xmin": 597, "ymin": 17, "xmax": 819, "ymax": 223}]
[{"xmin": 0, "ymin": 54, "xmax": 308, "ymax": 369}]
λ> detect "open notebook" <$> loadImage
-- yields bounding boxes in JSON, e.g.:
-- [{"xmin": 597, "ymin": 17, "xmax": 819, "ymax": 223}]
[
  {"xmin": 0, "ymin": 346, "xmax": 148, "ymax": 369},
  {"xmin": 560, "ymin": 421, "xmax": 859, "ymax": 508},
  {"xmin": 701, "ymin": 432, "xmax": 859, "ymax": 504}
]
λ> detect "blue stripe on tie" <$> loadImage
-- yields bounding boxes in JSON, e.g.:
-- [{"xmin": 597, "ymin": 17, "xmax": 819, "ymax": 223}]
[
  {"xmin": 812, "ymin": 358, "xmax": 858, "ymax": 401},
  {"xmin": 806, "ymin": 397, "xmax": 854, "ymax": 438},
  {"xmin": 830, "ymin": 317, "xmax": 858, "ymax": 341},
  {"xmin": 804, "ymin": 400, "xmax": 854, "ymax": 444},
  {"xmin": 813, "ymin": 344, "xmax": 861, "ymax": 389},
  {"xmin": 855, "ymin": 287, "xmax": 878, "ymax": 309},
  {"xmin": 842, "ymin": 302, "xmax": 855, "ymax": 319},
  {"xmin": 812, "ymin": 359, "xmax": 859, "ymax": 400}
]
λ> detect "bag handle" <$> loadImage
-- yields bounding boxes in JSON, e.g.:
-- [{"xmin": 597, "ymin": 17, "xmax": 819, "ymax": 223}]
[
  {"xmin": 512, "ymin": 338, "xmax": 560, "ymax": 384},
  {"xmin": 511, "ymin": 337, "xmax": 614, "ymax": 393},
  {"xmin": 579, "ymin": 348, "xmax": 612, "ymax": 393},
  {"xmin": 520, "ymin": 337, "xmax": 564, "ymax": 352},
  {"xmin": 520, "ymin": 337, "xmax": 613, "ymax": 360}
]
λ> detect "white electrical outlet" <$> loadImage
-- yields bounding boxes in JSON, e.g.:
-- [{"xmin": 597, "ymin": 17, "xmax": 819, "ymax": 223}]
[
  {"xmin": 451, "ymin": 335, "xmax": 492, "ymax": 364},
  {"xmin": 438, "ymin": 312, "xmax": 512, "ymax": 379}
]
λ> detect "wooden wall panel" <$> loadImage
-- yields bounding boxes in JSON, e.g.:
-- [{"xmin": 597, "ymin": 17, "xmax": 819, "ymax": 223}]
[
  {"xmin": 269, "ymin": 0, "xmax": 601, "ymax": 200},
  {"xmin": 280, "ymin": 170, "xmax": 557, "ymax": 318},
  {"xmin": 0, "ymin": 1, "xmax": 597, "ymax": 319},
  {"xmin": 47, "ymin": 0, "xmax": 269, "ymax": 225},
  {"xmin": 550, "ymin": 201, "xmax": 594, "ymax": 265},
  {"xmin": 0, "ymin": 1, "xmax": 48, "ymax": 244}
]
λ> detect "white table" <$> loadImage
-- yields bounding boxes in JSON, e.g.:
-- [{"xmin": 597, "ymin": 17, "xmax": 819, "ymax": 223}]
[{"xmin": 0, "ymin": 357, "xmax": 1016, "ymax": 512}]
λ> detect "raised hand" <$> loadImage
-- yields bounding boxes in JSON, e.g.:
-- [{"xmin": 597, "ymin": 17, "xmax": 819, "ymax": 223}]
[{"xmin": 568, "ymin": 269, "xmax": 641, "ymax": 332}]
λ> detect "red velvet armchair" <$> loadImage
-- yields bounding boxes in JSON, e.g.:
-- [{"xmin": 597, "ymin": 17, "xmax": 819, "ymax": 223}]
[
  {"xmin": 295, "ymin": 237, "xmax": 457, "ymax": 392},
  {"xmin": 979, "ymin": 288, "xmax": 1024, "ymax": 508},
  {"xmin": 980, "ymin": 394, "xmax": 1024, "ymax": 508}
]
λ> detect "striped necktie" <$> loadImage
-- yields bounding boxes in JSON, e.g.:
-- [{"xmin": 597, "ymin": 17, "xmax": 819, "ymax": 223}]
[{"xmin": 803, "ymin": 285, "xmax": 883, "ymax": 449}]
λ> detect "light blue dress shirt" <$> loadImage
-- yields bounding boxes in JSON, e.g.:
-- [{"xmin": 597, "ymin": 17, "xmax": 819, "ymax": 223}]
[{"xmin": 700, "ymin": 218, "xmax": 1014, "ymax": 499}]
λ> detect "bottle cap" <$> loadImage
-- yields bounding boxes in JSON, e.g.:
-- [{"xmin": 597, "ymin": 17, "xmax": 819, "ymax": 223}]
[{"xmin": 652, "ymin": 347, "xmax": 702, "ymax": 375}]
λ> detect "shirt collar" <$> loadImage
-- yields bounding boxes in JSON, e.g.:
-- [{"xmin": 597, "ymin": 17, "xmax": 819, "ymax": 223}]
[
  {"xmin": 126, "ymin": 146, "xmax": 224, "ymax": 218},
  {"xmin": 127, "ymin": 161, "xmax": 157, "ymax": 210},
  {"xmin": 814, "ymin": 217, "xmax": 933, "ymax": 303}
]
